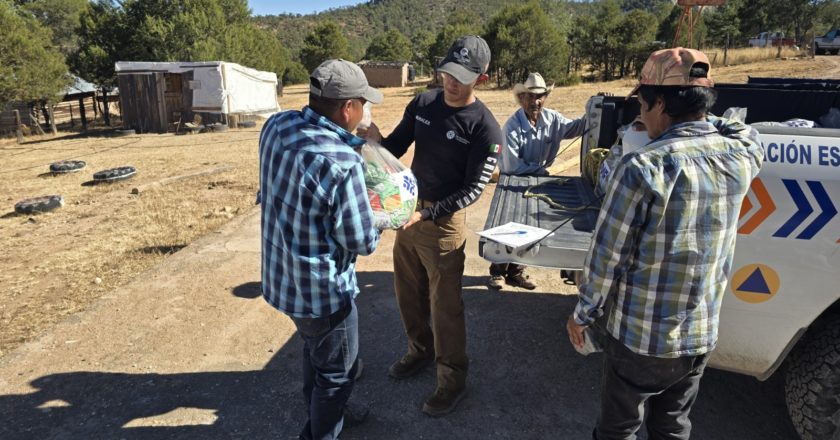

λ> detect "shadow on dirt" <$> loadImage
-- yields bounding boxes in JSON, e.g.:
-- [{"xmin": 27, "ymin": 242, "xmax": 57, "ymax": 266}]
[
  {"xmin": 0, "ymin": 271, "xmax": 798, "ymax": 439},
  {"xmin": 231, "ymin": 281, "xmax": 261, "ymax": 299}
]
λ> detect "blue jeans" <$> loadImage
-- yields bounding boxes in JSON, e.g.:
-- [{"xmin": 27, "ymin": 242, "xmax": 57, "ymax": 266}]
[{"xmin": 290, "ymin": 300, "xmax": 359, "ymax": 440}]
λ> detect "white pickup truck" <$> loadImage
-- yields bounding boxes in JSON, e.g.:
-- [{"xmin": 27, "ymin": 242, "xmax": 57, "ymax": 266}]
[
  {"xmin": 815, "ymin": 29, "xmax": 840, "ymax": 55},
  {"xmin": 749, "ymin": 31, "xmax": 795, "ymax": 48},
  {"xmin": 480, "ymin": 78, "xmax": 840, "ymax": 439}
]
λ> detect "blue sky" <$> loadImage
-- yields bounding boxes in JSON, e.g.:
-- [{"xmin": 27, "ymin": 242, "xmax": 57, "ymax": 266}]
[{"xmin": 248, "ymin": 1, "xmax": 365, "ymax": 16}]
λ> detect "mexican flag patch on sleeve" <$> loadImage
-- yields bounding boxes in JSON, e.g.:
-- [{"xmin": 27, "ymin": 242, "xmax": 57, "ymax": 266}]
[{"xmin": 489, "ymin": 143, "xmax": 500, "ymax": 154}]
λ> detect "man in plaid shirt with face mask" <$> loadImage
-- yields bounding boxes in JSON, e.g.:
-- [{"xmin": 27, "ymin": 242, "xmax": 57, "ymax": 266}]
[{"xmin": 567, "ymin": 48, "xmax": 764, "ymax": 440}]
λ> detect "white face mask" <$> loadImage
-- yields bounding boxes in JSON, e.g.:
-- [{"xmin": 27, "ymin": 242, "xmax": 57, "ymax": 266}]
[{"xmin": 621, "ymin": 126, "xmax": 651, "ymax": 154}]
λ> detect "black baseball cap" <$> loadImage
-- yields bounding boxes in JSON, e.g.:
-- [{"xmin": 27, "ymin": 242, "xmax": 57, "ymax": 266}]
[{"xmin": 437, "ymin": 35, "xmax": 491, "ymax": 85}]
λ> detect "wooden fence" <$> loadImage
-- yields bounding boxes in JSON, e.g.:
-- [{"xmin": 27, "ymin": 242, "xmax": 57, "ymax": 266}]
[{"xmin": 1, "ymin": 95, "xmax": 121, "ymax": 136}]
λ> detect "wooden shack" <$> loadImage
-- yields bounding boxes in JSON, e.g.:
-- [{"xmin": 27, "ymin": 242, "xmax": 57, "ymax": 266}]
[
  {"xmin": 359, "ymin": 61, "xmax": 409, "ymax": 88},
  {"xmin": 115, "ymin": 61, "xmax": 279, "ymax": 133}
]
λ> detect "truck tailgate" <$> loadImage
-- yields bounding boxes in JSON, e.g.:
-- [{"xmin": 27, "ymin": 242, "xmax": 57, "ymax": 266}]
[{"xmin": 479, "ymin": 174, "xmax": 601, "ymax": 270}]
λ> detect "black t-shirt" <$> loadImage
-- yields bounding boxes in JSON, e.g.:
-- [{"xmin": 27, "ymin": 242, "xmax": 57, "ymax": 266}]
[{"xmin": 381, "ymin": 90, "xmax": 502, "ymax": 220}]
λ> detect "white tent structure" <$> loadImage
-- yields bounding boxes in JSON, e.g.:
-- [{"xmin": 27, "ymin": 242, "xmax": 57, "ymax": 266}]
[{"xmin": 115, "ymin": 61, "xmax": 279, "ymax": 133}]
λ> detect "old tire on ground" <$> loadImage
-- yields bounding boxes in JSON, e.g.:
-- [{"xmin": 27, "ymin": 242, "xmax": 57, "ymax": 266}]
[
  {"xmin": 15, "ymin": 195, "xmax": 64, "ymax": 214},
  {"xmin": 50, "ymin": 160, "xmax": 86, "ymax": 174},
  {"xmin": 93, "ymin": 166, "xmax": 137, "ymax": 182},
  {"xmin": 207, "ymin": 123, "xmax": 229, "ymax": 132},
  {"xmin": 114, "ymin": 128, "xmax": 136, "ymax": 136},
  {"xmin": 785, "ymin": 313, "xmax": 840, "ymax": 440},
  {"xmin": 237, "ymin": 120, "xmax": 256, "ymax": 128}
]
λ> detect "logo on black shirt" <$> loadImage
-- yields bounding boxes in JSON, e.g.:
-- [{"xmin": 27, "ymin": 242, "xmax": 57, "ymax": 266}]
[
  {"xmin": 415, "ymin": 115, "xmax": 431, "ymax": 126},
  {"xmin": 446, "ymin": 130, "xmax": 469, "ymax": 145}
]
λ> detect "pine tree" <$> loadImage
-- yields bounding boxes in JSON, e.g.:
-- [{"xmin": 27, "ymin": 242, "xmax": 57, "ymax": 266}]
[
  {"xmin": 484, "ymin": 2, "xmax": 569, "ymax": 86},
  {"xmin": 364, "ymin": 29, "xmax": 412, "ymax": 61},
  {"xmin": 0, "ymin": 2, "xmax": 70, "ymax": 105},
  {"xmin": 300, "ymin": 20, "xmax": 351, "ymax": 72}
]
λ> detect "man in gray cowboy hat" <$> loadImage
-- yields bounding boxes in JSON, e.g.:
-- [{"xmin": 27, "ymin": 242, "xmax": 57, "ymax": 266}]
[{"xmin": 488, "ymin": 71, "xmax": 586, "ymax": 291}]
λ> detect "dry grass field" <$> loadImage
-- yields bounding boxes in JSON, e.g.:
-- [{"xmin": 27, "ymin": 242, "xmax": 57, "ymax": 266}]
[{"xmin": 1, "ymin": 55, "xmax": 837, "ymax": 357}]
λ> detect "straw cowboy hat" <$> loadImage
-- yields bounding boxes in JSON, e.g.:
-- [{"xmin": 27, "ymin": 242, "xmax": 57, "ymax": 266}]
[{"xmin": 513, "ymin": 72, "xmax": 554, "ymax": 96}]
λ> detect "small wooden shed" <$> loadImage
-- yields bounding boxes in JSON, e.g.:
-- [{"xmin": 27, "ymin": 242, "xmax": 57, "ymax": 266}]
[
  {"xmin": 359, "ymin": 61, "xmax": 409, "ymax": 88},
  {"xmin": 115, "ymin": 61, "xmax": 279, "ymax": 133}
]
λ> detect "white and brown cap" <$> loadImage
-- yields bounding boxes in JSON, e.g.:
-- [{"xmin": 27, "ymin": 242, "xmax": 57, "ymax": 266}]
[{"xmin": 629, "ymin": 47, "xmax": 714, "ymax": 96}]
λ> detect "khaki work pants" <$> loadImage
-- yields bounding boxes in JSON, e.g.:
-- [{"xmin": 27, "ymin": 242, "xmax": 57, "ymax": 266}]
[{"xmin": 393, "ymin": 200, "xmax": 468, "ymax": 390}]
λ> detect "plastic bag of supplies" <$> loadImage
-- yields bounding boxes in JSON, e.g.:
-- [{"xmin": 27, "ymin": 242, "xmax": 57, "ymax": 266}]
[{"xmin": 361, "ymin": 142, "xmax": 418, "ymax": 229}]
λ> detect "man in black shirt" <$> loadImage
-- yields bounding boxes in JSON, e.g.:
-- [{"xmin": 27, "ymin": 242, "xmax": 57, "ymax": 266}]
[{"xmin": 364, "ymin": 35, "xmax": 502, "ymax": 416}]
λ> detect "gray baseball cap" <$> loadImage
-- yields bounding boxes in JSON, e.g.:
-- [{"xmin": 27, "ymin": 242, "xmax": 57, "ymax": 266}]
[
  {"xmin": 437, "ymin": 35, "xmax": 491, "ymax": 85},
  {"xmin": 309, "ymin": 59, "xmax": 383, "ymax": 104}
]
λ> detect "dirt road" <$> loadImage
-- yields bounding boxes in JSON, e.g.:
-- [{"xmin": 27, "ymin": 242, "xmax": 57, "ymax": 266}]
[
  {"xmin": 5, "ymin": 55, "xmax": 836, "ymax": 438},
  {"xmin": 0, "ymin": 188, "xmax": 798, "ymax": 439}
]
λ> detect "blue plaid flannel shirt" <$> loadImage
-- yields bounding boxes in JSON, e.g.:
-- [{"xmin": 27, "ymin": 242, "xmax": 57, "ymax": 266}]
[
  {"xmin": 574, "ymin": 118, "xmax": 763, "ymax": 357},
  {"xmin": 259, "ymin": 106, "xmax": 380, "ymax": 318}
]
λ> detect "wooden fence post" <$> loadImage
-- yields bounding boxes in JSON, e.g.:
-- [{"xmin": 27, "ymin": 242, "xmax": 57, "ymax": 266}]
[
  {"xmin": 29, "ymin": 106, "xmax": 45, "ymax": 135},
  {"xmin": 48, "ymin": 104, "xmax": 57, "ymax": 135},
  {"xmin": 14, "ymin": 109, "xmax": 23, "ymax": 143},
  {"xmin": 79, "ymin": 96, "xmax": 87, "ymax": 131},
  {"xmin": 102, "ymin": 89, "xmax": 111, "ymax": 126},
  {"xmin": 724, "ymin": 33, "xmax": 729, "ymax": 66}
]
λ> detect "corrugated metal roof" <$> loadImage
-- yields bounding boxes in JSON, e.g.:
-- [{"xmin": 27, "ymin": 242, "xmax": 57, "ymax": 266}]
[{"xmin": 63, "ymin": 75, "xmax": 97, "ymax": 95}]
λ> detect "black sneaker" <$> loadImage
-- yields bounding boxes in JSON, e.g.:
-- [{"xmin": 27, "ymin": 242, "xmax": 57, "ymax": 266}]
[
  {"xmin": 343, "ymin": 403, "xmax": 369, "ymax": 429},
  {"xmin": 487, "ymin": 275, "xmax": 504, "ymax": 290},
  {"xmin": 421, "ymin": 386, "xmax": 466, "ymax": 417},
  {"xmin": 388, "ymin": 354, "xmax": 433, "ymax": 379},
  {"xmin": 506, "ymin": 273, "xmax": 536, "ymax": 290}
]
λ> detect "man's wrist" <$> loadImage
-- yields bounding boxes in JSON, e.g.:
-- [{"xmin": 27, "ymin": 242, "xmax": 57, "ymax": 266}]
[{"xmin": 573, "ymin": 310, "xmax": 594, "ymax": 327}]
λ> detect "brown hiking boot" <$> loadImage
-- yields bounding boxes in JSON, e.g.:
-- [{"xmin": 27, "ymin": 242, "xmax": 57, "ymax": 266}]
[
  {"xmin": 506, "ymin": 273, "xmax": 536, "ymax": 290},
  {"xmin": 487, "ymin": 275, "xmax": 504, "ymax": 290},
  {"xmin": 388, "ymin": 354, "xmax": 433, "ymax": 379},
  {"xmin": 422, "ymin": 386, "xmax": 467, "ymax": 417}
]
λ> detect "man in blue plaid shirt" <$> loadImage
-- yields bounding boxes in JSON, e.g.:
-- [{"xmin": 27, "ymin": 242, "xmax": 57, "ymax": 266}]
[
  {"xmin": 259, "ymin": 59, "xmax": 382, "ymax": 440},
  {"xmin": 567, "ymin": 48, "xmax": 764, "ymax": 439}
]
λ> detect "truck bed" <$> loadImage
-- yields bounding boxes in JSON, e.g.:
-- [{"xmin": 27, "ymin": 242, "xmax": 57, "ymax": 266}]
[{"xmin": 479, "ymin": 174, "xmax": 601, "ymax": 270}]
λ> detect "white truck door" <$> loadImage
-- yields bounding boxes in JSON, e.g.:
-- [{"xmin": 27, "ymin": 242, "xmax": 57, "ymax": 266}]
[{"xmin": 711, "ymin": 127, "xmax": 840, "ymax": 379}]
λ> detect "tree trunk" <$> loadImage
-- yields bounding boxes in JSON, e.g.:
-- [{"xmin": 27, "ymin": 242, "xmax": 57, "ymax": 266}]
[{"xmin": 40, "ymin": 102, "xmax": 50, "ymax": 126}]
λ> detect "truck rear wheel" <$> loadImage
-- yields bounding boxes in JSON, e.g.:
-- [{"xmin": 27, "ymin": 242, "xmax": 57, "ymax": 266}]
[{"xmin": 785, "ymin": 314, "xmax": 840, "ymax": 439}]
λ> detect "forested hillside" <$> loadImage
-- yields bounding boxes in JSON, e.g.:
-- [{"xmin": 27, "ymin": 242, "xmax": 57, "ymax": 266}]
[
  {"xmin": 3, "ymin": 0, "xmax": 840, "ymax": 110},
  {"xmin": 253, "ymin": 0, "xmax": 516, "ymax": 60}
]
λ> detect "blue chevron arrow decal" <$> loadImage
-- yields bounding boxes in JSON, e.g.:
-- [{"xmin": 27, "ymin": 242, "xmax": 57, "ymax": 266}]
[
  {"xmin": 774, "ymin": 180, "xmax": 813, "ymax": 238},
  {"xmin": 797, "ymin": 181, "xmax": 837, "ymax": 239}
]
